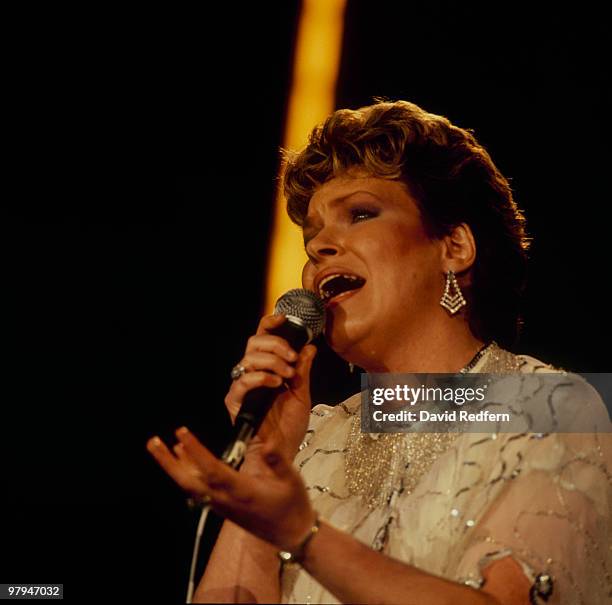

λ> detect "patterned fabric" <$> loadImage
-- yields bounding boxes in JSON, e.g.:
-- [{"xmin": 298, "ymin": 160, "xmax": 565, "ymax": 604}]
[{"xmin": 281, "ymin": 349, "xmax": 612, "ymax": 604}]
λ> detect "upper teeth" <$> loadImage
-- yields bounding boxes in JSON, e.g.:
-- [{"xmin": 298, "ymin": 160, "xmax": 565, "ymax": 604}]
[{"xmin": 318, "ymin": 274, "xmax": 362, "ymax": 300}]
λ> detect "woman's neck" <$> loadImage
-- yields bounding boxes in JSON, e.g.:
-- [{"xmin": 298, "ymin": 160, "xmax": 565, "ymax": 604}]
[{"xmin": 350, "ymin": 318, "xmax": 486, "ymax": 374}]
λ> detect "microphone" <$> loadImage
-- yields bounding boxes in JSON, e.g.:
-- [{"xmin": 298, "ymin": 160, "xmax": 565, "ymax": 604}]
[{"xmin": 221, "ymin": 289, "xmax": 325, "ymax": 469}]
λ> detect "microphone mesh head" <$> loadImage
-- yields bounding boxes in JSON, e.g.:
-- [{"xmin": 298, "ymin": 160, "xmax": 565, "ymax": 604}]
[{"xmin": 274, "ymin": 289, "xmax": 325, "ymax": 339}]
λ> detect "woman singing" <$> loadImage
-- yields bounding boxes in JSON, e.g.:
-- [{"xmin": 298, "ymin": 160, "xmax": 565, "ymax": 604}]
[{"xmin": 147, "ymin": 100, "xmax": 611, "ymax": 604}]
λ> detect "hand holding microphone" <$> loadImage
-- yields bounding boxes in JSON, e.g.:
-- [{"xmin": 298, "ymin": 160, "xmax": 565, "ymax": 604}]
[
  {"xmin": 146, "ymin": 288, "xmax": 324, "ymax": 494},
  {"xmin": 223, "ymin": 289, "xmax": 324, "ymax": 467}
]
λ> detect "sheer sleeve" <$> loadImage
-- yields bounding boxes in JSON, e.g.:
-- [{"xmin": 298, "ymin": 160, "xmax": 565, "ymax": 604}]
[
  {"xmin": 283, "ymin": 374, "xmax": 611, "ymax": 605},
  {"xmin": 453, "ymin": 431, "xmax": 612, "ymax": 604}
]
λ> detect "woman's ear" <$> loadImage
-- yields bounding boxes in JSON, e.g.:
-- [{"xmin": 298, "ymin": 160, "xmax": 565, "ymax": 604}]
[{"xmin": 441, "ymin": 223, "xmax": 476, "ymax": 273}]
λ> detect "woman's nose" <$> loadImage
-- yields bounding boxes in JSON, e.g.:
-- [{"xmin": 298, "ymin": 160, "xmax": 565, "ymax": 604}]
[{"xmin": 305, "ymin": 228, "xmax": 343, "ymax": 262}]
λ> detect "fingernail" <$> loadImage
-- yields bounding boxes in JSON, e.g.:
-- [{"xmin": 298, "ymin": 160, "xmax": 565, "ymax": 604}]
[
  {"xmin": 176, "ymin": 426, "xmax": 189, "ymax": 436},
  {"xmin": 149, "ymin": 436, "xmax": 161, "ymax": 448},
  {"xmin": 288, "ymin": 350, "xmax": 298, "ymax": 361}
]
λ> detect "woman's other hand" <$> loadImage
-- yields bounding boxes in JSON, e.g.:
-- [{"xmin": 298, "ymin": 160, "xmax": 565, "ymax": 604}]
[{"xmin": 146, "ymin": 428, "xmax": 316, "ymax": 554}]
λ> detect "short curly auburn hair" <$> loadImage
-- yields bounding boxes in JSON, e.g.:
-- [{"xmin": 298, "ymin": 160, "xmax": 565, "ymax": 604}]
[{"xmin": 282, "ymin": 99, "xmax": 530, "ymax": 348}]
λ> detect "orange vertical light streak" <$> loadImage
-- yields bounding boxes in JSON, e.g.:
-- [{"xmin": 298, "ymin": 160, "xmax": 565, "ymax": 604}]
[{"xmin": 264, "ymin": 0, "xmax": 346, "ymax": 313}]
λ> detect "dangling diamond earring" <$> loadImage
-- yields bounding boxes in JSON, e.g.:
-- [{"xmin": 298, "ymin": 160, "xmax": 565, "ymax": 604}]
[
  {"xmin": 349, "ymin": 362, "xmax": 355, "ymax": 374},
  {"xmin": 439, "ymin": 269, "xmax": 466, "ymax": 315}
]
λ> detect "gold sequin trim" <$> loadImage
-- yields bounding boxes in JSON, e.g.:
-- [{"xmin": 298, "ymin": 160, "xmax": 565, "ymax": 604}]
[
  {"xmin": 344, "ymin": 415, "xmax": 460, "ymax": 507},
  {"xmin": 343, "ymin": 344, "xmax": 524, "ymax": 508}
]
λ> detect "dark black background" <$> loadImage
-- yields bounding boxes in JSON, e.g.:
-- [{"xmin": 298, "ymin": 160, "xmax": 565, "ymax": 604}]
[{"xmin": 3, "ymin": 2, "xmax": 610, "ymax": 602}]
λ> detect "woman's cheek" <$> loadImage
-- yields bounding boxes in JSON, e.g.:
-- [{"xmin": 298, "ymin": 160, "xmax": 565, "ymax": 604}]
[{"xmin": 301, "ymin": 261, "xmax": 316, "ymax": 290}]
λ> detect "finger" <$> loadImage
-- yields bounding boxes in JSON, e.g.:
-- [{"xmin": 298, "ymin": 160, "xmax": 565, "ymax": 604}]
[
  {"xmin": 175, "ymin": 427, "xmax": 257, "ymax": 505},
  {"xmin": 146, "ymin": 436, "xmax": 205, "ymax": 493},
  {"xmin": 225, "ymin": 369, "xmax": 286, "ymax": 423},
  {"xmin": 173, "ymin": 442, "xmax": 200, "ymax": 471},
  {"xmin": 301, "ymin": 343, "xmax": 317, "ymax": 366},
  {"xmin": 246, "ymin": 334, "xmax": 298, "ymax": 362},
  {"xmin": 147, "ymin": 436, "xmax": 180, "ymax": 474},
  {"xmin": 227, "ymin": 370, "xmax": 285, "ymax": 404},
  {"xmin": 289, "ymin": 344, "xmax": 317, "ymax": 393},
  {"xmin": 148, "ymin": 435, "xmax": 250, "ymax": 510},
  {"xmin": 255, "ymin": 313, "xmax": 287, "ymax": 336},
  {"xmin": 240, "ymin": 351, "xmax": 296, "ymax": 379},
  {"xmin": 175, "ymin": 427, "xmax": 235, "ymax": 489}
]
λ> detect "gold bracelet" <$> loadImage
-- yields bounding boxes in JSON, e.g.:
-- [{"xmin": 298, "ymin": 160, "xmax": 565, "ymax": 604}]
[{"xmin": 278, "ymin": 515, "xmax": 320, "ymax": 566}]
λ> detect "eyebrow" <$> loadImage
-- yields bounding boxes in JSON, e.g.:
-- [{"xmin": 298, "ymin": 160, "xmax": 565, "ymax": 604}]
[{"xmin": 302, "ymin": 190, "xmax": 381, "ymax": 244}]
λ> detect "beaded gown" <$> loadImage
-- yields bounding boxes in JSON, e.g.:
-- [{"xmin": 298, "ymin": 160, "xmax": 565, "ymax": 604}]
[{"xmin": 280, "ymin": 345, "xmax": 612, "ymax": 604}]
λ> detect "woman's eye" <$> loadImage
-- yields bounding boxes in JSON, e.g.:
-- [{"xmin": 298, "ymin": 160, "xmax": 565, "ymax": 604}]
[{"xmin": 350, "ymin": 207, "xmax": 378, "ymax": 223}]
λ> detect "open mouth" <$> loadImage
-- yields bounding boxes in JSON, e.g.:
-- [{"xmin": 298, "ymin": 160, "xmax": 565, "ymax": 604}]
[{"xmin": 318, "ymin": 274, "xmax": 366, "ymax": 305}]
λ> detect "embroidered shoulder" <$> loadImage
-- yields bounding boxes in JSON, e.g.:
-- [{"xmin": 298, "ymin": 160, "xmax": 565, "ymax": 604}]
[{"xmin": 515, "ymin": 354, "xmax": 563, "ymax": 374}]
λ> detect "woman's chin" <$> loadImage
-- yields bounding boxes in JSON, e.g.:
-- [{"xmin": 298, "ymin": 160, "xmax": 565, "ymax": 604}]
[{"xmin": 324, "ymin": 321, "xmax": 368, "ymax": 360}]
